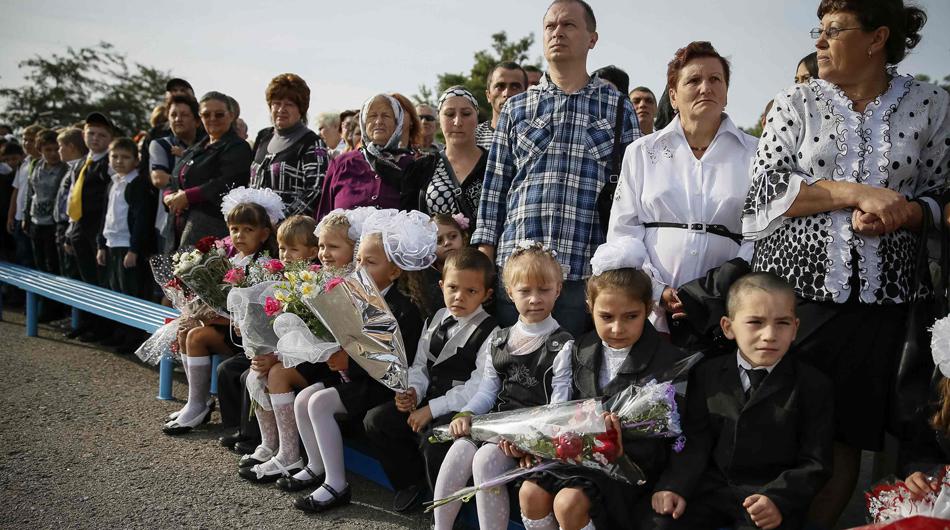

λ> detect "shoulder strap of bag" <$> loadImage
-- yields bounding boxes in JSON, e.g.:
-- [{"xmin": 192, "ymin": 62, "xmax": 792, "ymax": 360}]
[{"xmin": 610, "ymin": 95, "xmax": 626, "ymax": 184}]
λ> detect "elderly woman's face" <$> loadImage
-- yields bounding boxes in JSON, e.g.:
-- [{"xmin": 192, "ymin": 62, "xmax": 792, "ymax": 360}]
[
  {"xmin": 364, "ymin": 99, "xmax": 396, "ymax": 146},
  {"xmin": 439, "ymin": 97, "xmax": 478, "ymax": 145},
  {"xmin": 814, "ymin": 11, "xmax": 877, "ymax": 85},
  {"xmin": 270, "ymin": 98, "xmax": 301, "ymax": 129},
  {"xmin": 199, "ymin": 99, "xmax": 234, "ymax": 140},
  {"xmin": 670, "ymin": 57, "xmax": 727, "ymax": 123}
]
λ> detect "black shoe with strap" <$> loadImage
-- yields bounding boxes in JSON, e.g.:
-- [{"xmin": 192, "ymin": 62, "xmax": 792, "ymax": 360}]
[
  {"xmin": 393, "ymin": 484, "xmax": 423, "ymax": 513},
  {"xmin": 293, "ymin": 483, "xmax": 352, "ymax": 513},
  {"xmin": 277, "ymin": 467, "xmax": 325, "ymax": 492}
]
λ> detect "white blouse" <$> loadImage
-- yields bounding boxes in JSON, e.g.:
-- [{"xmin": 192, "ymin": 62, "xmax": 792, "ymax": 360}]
[
  {"xmin": 461, "ymin": 316, "xmax": 573, "ymax": 414},
  {"xmin": 607, "ymin": 114, "xmax": 758, "ymax": 332},
  {"xmin": 599, "ymin": 342, "xmax": 631, "ymax": 389},
  {"xmin": 742, "ymin": 71, "xmax": 950, "ymax": 304}
]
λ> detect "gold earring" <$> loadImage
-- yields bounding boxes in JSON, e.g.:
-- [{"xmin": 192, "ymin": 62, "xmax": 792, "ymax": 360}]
[{"xmin": 867, "ymin": 48, "xmax": 872, "ymax": 57}]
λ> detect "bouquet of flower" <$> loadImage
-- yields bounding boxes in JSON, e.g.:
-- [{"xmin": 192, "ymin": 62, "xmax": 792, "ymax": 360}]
[
  {"xmin": 266, "ymin": 261, "xmax": 347, "ymax": 368},
  {"xmin": 866, "ymin": 466, "xmax": 950, "ymax": 523},
  {"xmin": 225, "ymin": 256, "xmax": 287, "ymax": 358},
  {"xmin": 172, "ymin": 236, "xmax": 232, "ymax": 316},
  {"xmin": 301, "ymin": 266, "xmax": 411, "ymax": 393},
  {"xmin": 425, "ymin": 375, "xmax": 695, "ymax": 512}
]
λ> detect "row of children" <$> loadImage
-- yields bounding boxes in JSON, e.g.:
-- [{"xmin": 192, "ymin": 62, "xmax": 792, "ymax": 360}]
[
  {"xmin": 5, "ymin": 115, "xmax": 154, "ymax": 352},
  {"xmin": 160, "ymin": 186, "xmax": 854, "ymax": 530}
]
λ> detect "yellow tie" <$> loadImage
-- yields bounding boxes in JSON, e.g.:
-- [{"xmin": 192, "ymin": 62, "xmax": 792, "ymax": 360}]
[{"xmin": 67, "ymin": 157, "xmax": 93, "ymax": 222}]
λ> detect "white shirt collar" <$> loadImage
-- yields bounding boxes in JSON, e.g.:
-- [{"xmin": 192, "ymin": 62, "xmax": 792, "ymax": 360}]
[
  {"xmin": 602, "ymin": 341, "xmax": 632, "ymax": 358},
  {"xmin": 653, "ymin": 113, "xmax": 746, "ymax": 147},
  {"xmin": 89, "ymin": 150, "xmax": 108, "ymax": 162},
  {"xmin": 444, "ymin": 305, "xmax": 486, "ymax": 327},
  {"xmin": 736, "ymin": 351, "xmax": 779, "ymax": 373},
  {"xmin": 517, "ymin": 315, "xmax": 558, "ymax": 336},
  {"xmin": 112, "ymin": 169, "xmax": 138, "ymax": 184}
]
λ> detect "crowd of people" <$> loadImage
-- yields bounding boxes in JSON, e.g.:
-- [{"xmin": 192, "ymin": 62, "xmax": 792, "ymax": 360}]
[{"xmin": 2, "ymin": 0, "xmax": 949, "ymax": 528}]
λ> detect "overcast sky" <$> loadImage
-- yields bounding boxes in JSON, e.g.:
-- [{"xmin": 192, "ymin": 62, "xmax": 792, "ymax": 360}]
[{"xmin": 2, "ymin": 0, "xmax": 948, "ymax": 133}]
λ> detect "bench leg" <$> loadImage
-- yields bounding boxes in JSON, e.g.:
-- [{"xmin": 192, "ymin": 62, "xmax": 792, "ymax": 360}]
[
  {"xmin": 25, "ymin": 292, "xmax": 38, "ymax": 337},
  {"xmin": 210, "ymin": 354, "xmax": 221, "ymax": 395},
  {"xmin": 71, "ymin": 307, "xmax": 81, "ymax": 331},
  {"xmin": 157, "ymin": 355, "xmax": 174, "ymax": 400}
]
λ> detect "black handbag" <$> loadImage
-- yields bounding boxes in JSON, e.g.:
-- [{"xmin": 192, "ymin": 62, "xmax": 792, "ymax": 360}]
[{"xmin": 889, "ymin": 199, "xmax": 945, "ymax": 437}]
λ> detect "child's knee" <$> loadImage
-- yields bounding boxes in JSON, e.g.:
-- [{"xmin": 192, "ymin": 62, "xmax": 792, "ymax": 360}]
[
  {"xmin": 185, "ymin": 326, "xmax": 209, "ymax": 348},
  {"xmin": 553, "ymin": 488, "xmax": 591, "ymax": 521},
  {"xmin": 519, "ymin": 480, "xmax": 554, "ymax": 516}
]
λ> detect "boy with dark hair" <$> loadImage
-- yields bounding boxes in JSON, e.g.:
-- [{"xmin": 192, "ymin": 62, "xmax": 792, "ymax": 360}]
[
  {"xmin": 65, "ymin": 113, "xmax": 114, "ymax": 341},
  {"xmin": 1, "ymin": 142, "xmax": 26, "ymax": 262},
  {"xmin": 26, "ymin": 129, "xmax": 68, "ymax": 277},
  {"xmin": 54, "ymin": 128, "xmax": 88, "ymax": 282},
  {"xmin": 96, "ymin": 137, "xmax": 155, "ymax": 353},
  {"xmin": 363, "ymin": 247, "xmax": 498, "ymax": 513},
  {"xmin": 649, "ymin": 272, "xmax": 834, "ymax": 530}
]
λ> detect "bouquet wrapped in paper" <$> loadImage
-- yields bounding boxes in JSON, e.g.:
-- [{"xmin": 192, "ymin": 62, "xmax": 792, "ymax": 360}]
[
  {"xmin": 865, "ymin": 465, "xmax": 950, "ymax": 524},
  {"xmin": 265, "ymin": 261, "xmax": 346, "ymax": 368},
  {"xmin": 301, "ymin": 266, "xmax": 411, "ymax": 393},
  {"xmin": 225, "ymin": 256, "xmax": 287, "ymax": 357},
  {"xmin": 135, "ymin": 253, "xmax": 221, "ymax": 365},
  {"xmin": 425, "ymin": 355, "xmax": 701, "ymax": 513},
  {"xmin": 171, "ymin": 236, "xmax": 233, "ymax": 316}
]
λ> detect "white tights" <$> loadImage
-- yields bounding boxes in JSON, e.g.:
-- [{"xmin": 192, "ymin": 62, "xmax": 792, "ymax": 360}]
[
  {"xmin": 433, "ymin": 440, "xmax": 517, "ymax": 530},
  {"xmin": 293, "ymin": 383, "xmax": 347, "ymax": 502}
]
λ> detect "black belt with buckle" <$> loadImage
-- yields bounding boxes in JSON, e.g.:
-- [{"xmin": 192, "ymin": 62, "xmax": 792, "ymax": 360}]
[{"xmin": 642, "ymin": 222, "xmax": 743, "ymax": 244}]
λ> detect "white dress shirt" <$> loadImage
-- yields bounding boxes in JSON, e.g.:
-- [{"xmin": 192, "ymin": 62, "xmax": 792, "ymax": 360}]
[
  {"xmin": 607, "ymin": 114, "xmax": 758, "ymax": 332},
  {"xmin": 102, "ymin": 169, "xmax": 138, "ymax": 248},
  {"xmin": 736, "ymin": 351, "xmax": 779, "ymax": 393},
  {"xmin": 408, "ymin": 306, "xmax": 499, "ymax": 418},
  {"xmin": 461, "ymin": 315, "xmax": 573, "ymax": 414},
  {"xmin": 599, "ymin": 342, "xmax": 632, "ymax": 389}
]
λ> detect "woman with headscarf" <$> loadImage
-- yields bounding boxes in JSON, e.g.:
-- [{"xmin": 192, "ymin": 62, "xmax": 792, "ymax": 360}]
[
  {"xmin": 402, "ymin": 86, "xmax": 488, "ymax": 232},
  {"xmin": 315, "ymin": 94, "xmax": 414, "ymax": 221}
]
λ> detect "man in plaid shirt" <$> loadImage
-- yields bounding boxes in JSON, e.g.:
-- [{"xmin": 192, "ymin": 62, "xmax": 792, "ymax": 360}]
[{"xmin": 471, "ymin": 0, "xmax": 640, "ymax": 335}]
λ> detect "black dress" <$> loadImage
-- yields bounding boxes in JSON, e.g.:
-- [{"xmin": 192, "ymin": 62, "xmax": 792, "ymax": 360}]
[{"xmin": 530, "ymin": 324, "xmax": 689, "ymax": 529}]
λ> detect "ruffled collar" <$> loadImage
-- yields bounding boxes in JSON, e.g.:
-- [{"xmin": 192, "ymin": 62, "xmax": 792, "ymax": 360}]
[{"xmin": 515, "ymin": 315, "xmax": 559, "ymax": 336}]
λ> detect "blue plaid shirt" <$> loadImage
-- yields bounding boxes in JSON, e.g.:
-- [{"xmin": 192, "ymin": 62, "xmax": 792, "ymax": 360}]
[{"xmin": 472, "ymin": 75, "xmax": 640, "ymax": 280}]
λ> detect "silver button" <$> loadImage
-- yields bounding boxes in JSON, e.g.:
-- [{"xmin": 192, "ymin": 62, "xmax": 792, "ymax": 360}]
[{"xmin": 371, "ymin": 195, "xmax": 378, "ymax": 200}]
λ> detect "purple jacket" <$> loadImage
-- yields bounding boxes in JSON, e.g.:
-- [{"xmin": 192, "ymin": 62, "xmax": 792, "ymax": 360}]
[{"xmin": 315, "ymin": 149, "xmax": 412, "ymax": 222}]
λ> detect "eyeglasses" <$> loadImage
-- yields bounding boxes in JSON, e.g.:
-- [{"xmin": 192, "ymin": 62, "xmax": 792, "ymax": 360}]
[
  {"xmin": 810, "ymin": 26, "xmax": 861, "ymax": 39},
  {"xmin": 419, "ymin": 115, "xmax": 437, "ymax": 122},
  {"xmin": 200, "ymin": 111, "xmax": 228, "ymax": 120}
]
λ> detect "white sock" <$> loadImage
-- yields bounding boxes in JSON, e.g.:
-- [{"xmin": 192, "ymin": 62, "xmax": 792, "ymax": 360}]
[
  {"xmin": 473, "ymin": 443, "xmax": 517, "ymax": 529},
  {"xmin": 293, "ymin": 383, "xmax": 326, "ymax": 480},
  {"xmin": 574, "ymin": 520, "xmax": 596, "ymax": 530},
  {"xmin": 433, "ymin": 438, "xmax": 478, "ymax": 530},
  {"xmin": 307, "ymin": 387, "xmax": 347, "ymax": 503},
  {"xmin": 522, "ymin": 513, "xmax": 558, "ymax": 530},
  {"xmin": 256, "ymin": 407, "xmax": 278, "ymax": 452},
  {"xmin": 271, "ymin": 391, "xmax": 301, "ymax": 465},
  {"xmin": 177, "ymin": 356, "xmax": 211, "ymax": 424}
]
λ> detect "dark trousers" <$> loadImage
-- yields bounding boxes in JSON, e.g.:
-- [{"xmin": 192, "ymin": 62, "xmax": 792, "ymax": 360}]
[
  {"xmin": 217, "ymin": 355, "xmax": 252, "ymax": 430},
  {"xmin": 69, "ymin": 229, "xmax": 102, "ymax": 287},
  {"xmin": 13, "ymin": 221, "xmax": 34, "ymax": 267},
  {"xmin": 55, "ymin": 223, "xmax": 79, "ymax": 280},
  {"xmin": 494, "ymin": 277, "xmax": 592, "ymax": 338},
  {"xmin": 105, "ymin": 246, "xmax": 144, "ymax": 298},
  {"xmin": 29, "ymin": 223, "xmax": 59, "ymax": 275},
  {"xmin": 363, "ymin": 400, "xmax": 453, "ymax": 491}
]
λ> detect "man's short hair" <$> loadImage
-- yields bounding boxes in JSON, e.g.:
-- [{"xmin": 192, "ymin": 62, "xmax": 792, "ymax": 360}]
[
  {"xmin": 548, "ymin": 0, "xmax": 596, "ymax": 31},
  {"xmin": 2, "ymin": 142, "xmax": 25, "ymax": 156},
  {"xmin": 629, "ymin": 86, "xmax": 655, "ymax": 98},
  {"xmin": 726, "ymin": 272, "xmax": 796, "ymax": 318},
  {"xmin": 487, "ymin": 61, "xmax": 529, "ymax": 91},
  {"xmin": 109, "ymin": 137, "xmax": 139, "ymax": 157},
  {"xmin": 592, "ymin": 65, "xmax": 629, "ymax": 95},
  {"xmin": 168, "ymin": 94, "xmax": 200, "ymax": 120}
]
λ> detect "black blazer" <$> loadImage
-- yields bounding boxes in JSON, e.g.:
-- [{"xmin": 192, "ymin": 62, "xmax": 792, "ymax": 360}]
[
  {"xmin": 97, "ymin": 172, "xmax": 157, "ymax": 255},
  {"xmin": 573, "ymin": 323, "xmax": 690, "ymax": 483},
  {"xmin": 655, "ymin": 353, "xmax": 834, "ymax": 521},
  {"xmin": 73, "ymin": 155, "xmax": 111, "ymax": 236},
  {"xmin": 174, "ymin": 129, "xmax": 251, "ymax": 218}
]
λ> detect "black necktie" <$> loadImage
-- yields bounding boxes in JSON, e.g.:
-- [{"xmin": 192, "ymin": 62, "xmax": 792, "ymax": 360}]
[
  {"xmin": 429, "ymin": 316, "xmax": 457, "ymax": 357},
  {"xmin": 744, "ymin": 367, "xmax": 768, "ymax": 399}
]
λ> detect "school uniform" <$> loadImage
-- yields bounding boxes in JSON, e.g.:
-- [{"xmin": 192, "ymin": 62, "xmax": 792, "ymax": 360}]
[
  {"xmin": 323, "ymin": 284, "xmax": 424, "ymax": 431},
  {"xmin": 27, "ymin": 159, "xmax": 68, "ymax": 276},
  {"xmin": 649, "ymin": 352, "xmax": 834, "ymax": 530},
  {"xmin": 67, "ymin": 151, "xmax": 112, "ymax": 287},
  {"xmin": 363, "ymin": 306, "xmax": 498, "ymax": 491},
  {"xmin": 530, "ymin": 324, "xmax": 689, "ymax": 529},
  {"xmin": 97, "ymin": 169, "xmax": 156, "ymax": 299}
]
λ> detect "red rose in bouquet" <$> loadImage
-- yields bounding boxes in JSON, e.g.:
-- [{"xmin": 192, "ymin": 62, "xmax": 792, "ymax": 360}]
[{"xmin": 195, "ymin": 236, "xmax": 216, "ymax": 253}]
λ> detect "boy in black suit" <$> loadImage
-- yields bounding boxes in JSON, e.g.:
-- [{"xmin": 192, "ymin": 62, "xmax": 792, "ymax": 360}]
[{"xmin": 650, "ymin": 272, "xmax": 833, "ymax": 530}]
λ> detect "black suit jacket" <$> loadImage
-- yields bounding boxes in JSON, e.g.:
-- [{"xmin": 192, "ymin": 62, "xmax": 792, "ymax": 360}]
[
  {"xmin": 655, "ymin": 353, "xmax": 834, "ymax": 521},
  {"xmin": 74, "ymin": 155, "xmax": 111, "ymax": 237},
  {"xmin": 97, "ymin": 172, "xmax": 157, "ymax": 255}
]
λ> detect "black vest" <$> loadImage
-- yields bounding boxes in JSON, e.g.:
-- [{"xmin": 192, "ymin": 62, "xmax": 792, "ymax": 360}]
[
  {"xmin": 426, "ymin": 313, "xmax": 497, "ymax": 400},
  {"xmin": 572, "ymin": 323, "xmax": 688, "ymax": 400},
  {"xmin": 492, "ymin": 327, "xmax": 573, "ymax": 412}
]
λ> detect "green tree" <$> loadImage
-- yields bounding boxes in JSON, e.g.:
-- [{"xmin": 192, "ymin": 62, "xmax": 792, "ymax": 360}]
[
  {"xmin": 0, "ymin": 42, "xmax": 170, "ymax": 135},
  {"xmin": 418, "ymin": 31, "xmax": 542, "ymax": 122}
]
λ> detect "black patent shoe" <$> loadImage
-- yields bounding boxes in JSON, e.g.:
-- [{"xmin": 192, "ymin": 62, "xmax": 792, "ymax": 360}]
[
  {"xmin": 161, "ymin": 407, "xmax": 212, "ymax": 435},
  {"xmin": 233, "ymin": 439, "xmax": 259, "ymax": 455},
  {"xmin": 393, "ymin": 484, "xmax": 423, "ymax": 513},
  {"xmin": 238, "ymin": 457, "xmax": 303, "ymax": 483},
  {"xmin": 277, "ymin": 467, "xmax": 325, "ymax": 493},
  {"xmin": 219, "ymin": 431, "xmax": 248, "ymax": 449},
  {"xmin": 293, "ymin": 483, "xmax": 351, "ymax": 513}
]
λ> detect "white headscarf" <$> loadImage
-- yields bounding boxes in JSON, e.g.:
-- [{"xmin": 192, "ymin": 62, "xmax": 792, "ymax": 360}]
[{"xmin": 359, "ymin": 94, "xmax": 405, "ymax": 156}]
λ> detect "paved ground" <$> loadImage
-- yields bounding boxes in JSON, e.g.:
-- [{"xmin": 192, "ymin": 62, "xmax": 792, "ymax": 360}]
[{"xmin": 0, "ymin": 308, "xmax": 877, "ymax": 529}]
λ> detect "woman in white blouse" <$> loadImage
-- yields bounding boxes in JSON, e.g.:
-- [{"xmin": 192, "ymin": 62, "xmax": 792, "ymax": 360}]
[
  {"xmin": 741, "ymin": 1, "xmax": 948, "ymax": 527},
  {"xmin": 607, "ymin": 41, "xmax": 757, "ymax": 336}
]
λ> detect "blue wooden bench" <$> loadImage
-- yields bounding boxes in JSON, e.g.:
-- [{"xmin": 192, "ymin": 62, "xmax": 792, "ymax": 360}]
[{"xmin": 0, "ymin": 261, "xmax": 221, "ymax": 399}]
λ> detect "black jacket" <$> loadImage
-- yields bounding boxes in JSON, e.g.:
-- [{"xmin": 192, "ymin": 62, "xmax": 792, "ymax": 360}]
[
  {"xmin": 173, "ymin": 129, "xmax": 251, "ymax": 218},
  {"xmin": 655, "ymin": 353, "xmax": 834, "ymax": 522},
  {"xmin": 72, "ymin": 155, "xmax": 111, "ymax": 236},
  {"xmin": 96, "ymin": 172, "xmax": 157, "ymax": 254}
]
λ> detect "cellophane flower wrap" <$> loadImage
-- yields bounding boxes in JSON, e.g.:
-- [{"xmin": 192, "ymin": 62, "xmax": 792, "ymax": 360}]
[
  {"xmin": 267, "ymin": 261, "xmax": 349, "ymax": 368},
  {"xmin": 135, "ymin": 253, "xmax": 219, "ymax": 365},
  {"xmin": 172, "ymin": 236, "xmax": 232, "ymax": 316},
  {"xmin": 866, "ymin": 465, "xmax": 950, "ymax": 523},
  {"xmin": 301, "ymin": 266, "xmax": 410, "ymax": 393},
  {"xmin": 425, "ymin": 354, "xmax": 701, "ymax": 513}
]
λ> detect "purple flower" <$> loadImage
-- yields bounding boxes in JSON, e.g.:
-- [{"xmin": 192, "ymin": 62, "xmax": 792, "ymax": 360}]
[{"xmin": 673, "ymin": 436, "xmax": 686, "ymax": 453}]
